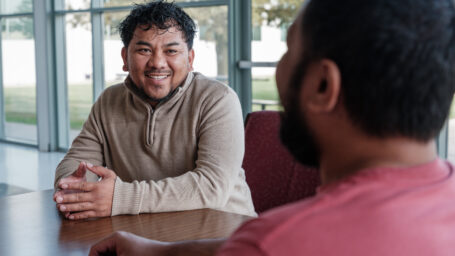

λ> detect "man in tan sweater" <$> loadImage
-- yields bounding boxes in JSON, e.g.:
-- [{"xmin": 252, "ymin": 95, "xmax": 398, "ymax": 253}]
[{"xmin": 53, "ymin": 1, "xmax": 255, "ymax": 220}]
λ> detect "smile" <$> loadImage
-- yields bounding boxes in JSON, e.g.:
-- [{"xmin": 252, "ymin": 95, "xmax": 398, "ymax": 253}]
[{"xmin": 146, "ymin": 74, "xmax": 170, "ymax": 80}]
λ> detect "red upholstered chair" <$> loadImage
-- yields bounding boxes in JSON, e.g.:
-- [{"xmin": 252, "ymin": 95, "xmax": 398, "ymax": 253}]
[{"xmin": 243, "ymin": 110, "xmax": 321, "ymax": 213}]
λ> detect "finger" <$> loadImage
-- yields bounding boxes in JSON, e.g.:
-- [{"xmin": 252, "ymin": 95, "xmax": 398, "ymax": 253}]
[
  {"xmin": 57, "ymin": 191, "xmax": 91, "ymax": 203},
  {"xmin": 86, "ymin": 165, "xmax": 112, "ymax": 178},
  {"xmin": 60, "ymin": 181, "xmax": 95, "ymax": 192},
  {"xmin": 68, "ymin": 210, "xmax": 97, "ymax": 220},
  {"xmin": 58, "ymin": 176, "xmax": 80, "ymax": 186},
  {"xmin": 53, "ymin": 191, "xmax": 61, "ymax": 201},
  {"xmin": 89, "ymin": 234, "xmax": 118, "ymax": 256},
  {"xmin": 59, "ymin": 202, "xmax": 94, "ymax": 213}
]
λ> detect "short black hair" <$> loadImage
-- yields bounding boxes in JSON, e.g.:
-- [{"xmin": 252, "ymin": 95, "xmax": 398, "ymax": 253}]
[
  {"xmin": 119, "ymin": 0, "xmax": 196, "ymax": 49},
  {"xmin": 297, "ymin": 0, "xmax": 455, "ymax": 141}
]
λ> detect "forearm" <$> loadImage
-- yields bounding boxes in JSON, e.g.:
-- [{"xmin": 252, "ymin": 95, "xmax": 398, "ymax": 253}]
[
  {"xmin": 112, "ymin": 171, "xmax": 234, "ymax": 215},
  {"xmin": 163, "ymin": 238, "xmax": 226, "ymax": 256}
]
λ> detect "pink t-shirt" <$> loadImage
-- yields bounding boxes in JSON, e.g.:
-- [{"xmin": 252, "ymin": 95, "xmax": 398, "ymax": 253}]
[{"xmin": 218, "ymin": 159, "xmax": 455, "ymax": 256}]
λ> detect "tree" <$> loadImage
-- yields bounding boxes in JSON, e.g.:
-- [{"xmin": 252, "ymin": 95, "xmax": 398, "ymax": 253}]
[
  {"xmin": 252, "ymin": 0, "xmax": 302, "ymax": 28},
  {"xmin": 6, "ymin": 0, "xmax": 34, "ymax": 39},
  {"xmin": 186, "ymin": 7, "xmax": 228, "ymax": 80}
]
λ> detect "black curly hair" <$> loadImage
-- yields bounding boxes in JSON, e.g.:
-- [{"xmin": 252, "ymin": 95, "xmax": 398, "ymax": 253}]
[{"xmin": 119, "ymin": 0, "xmax": 197, "ymax": 49}]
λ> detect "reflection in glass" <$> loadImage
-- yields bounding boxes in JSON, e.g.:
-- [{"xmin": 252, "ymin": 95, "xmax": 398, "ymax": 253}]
[
  {"xmin": 65, "ymin": 13, "xmax": 93, "ymax": 142},
  {"xmin": 104, "ymin": 11, "xmax": 129, "ymax": 87},
  {"xmin": 185, "ymin": 6, "xmax": 228, "ymax": 83},
  {"xmin": 2, "ymin": 17, "xmax": 37, "ymax": 143},
  {"xmin": 0, "ymin": 0, "xmax": 32, "ymax": 14},
  {"xmin": 251, "ymin": 68, "xmax": 281, "ymax": 112}
]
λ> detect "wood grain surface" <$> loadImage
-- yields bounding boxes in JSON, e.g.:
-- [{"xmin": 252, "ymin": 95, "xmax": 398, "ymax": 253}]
[{"xmin": 0, "ymin": 190, "xmax": 252, "ymax": 256}]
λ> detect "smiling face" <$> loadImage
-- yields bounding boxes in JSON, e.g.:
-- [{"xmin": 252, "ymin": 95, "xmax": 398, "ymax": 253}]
[{"xmin": 121, "ymin": 24, "xmax": 194, "ymax": 106}]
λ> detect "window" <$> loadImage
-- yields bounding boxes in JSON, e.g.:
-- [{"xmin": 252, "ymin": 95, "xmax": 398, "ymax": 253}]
[
  {"xmin": 250, "ymin": 0, "xmax": 300, "ymax": 111},
  {"xmin": 0, "ymin": 1, "xmax": 36, "ymax": 143},
  {"xmin": 252, "ymin": 25, "xmax": 261, "ymax": 41},
  {"xmin": 65, "ymin": 13, "xmax": 93, "ymax": 142}
]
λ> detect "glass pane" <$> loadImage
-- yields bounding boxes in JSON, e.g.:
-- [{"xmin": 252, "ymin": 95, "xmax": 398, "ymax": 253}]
[
  {"xmin": 186, "ymin": 6, "xmax": 228, "ymax": 83},
  {"xmin": 104, "ymin": 11, "xmax": 129, "ymax": 87},
  {"xmin": 251, "ymin": 0, "xmax": 301, "ymax": 62},
  {"xmin": 2, "ymin": 17, "xmax": 37, "ymax": 143},
  {"xmin": 0, "ymin": 0, "xmax": 32, "ymax": 14},
  {"xmin": 252, "ymin": 67, "xmax": 281, "ymax": 112},
  {"xmin": 64, "ymin": 0, "xmax": 90, "ymax": 10},
  {"xmin": 65, "ymin": 13, "xmax": 93, "ymax": 142}
]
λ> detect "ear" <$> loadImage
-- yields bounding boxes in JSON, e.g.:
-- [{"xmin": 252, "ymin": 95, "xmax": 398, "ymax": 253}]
[
  {"xmin": 300, "ymin": 59, "xmax": 341, "ymax": 113},
  {"xmin": 188, "ymin": 49, "xmax": 195, "ymax": 71},
  {"xmin": 121, "ymin": 47, "xmax": 128, "ymax": 71}
]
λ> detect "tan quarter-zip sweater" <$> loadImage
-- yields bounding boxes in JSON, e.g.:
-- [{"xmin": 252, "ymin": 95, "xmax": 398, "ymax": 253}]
[{"xmin": 54, "ymin": 72, "xmax": 256, "ymax": 217}]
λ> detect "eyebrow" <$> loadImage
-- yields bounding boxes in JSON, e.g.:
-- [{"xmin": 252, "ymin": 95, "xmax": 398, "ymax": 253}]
[
  {"xmin": 136, "ymin": 41, "xmax": 152, "ymax": 47},
  {"xmin": 135, "ymin": 41, "xmax": 180, "ymax": 48}
]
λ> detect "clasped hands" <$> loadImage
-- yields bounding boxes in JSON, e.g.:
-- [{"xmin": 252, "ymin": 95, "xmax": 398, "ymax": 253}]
[{"xmin": 53, "ymin": 162, "xmax": 117, "ymax": 220}]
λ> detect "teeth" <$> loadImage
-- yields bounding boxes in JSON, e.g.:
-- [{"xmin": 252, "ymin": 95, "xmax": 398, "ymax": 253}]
[{"xmin": 146, "ymin": 74, "xmax": 168, "ymax": 79}]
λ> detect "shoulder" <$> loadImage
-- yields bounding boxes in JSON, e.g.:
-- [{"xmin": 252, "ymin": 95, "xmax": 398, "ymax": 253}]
[
  {"xmin": 93, "ymin": 82, "xmax": 128, "ymax": 108},
  {"xmin": 220, "ymin": 199, "xmax": 319, "ymax": 254},
  {"xmin": 98, "ymin": 82, "xmax": 127, "ymax": 100},
  {"xmin": 189, "ymin": 72, "xmax": 237, "ymax": 101}
]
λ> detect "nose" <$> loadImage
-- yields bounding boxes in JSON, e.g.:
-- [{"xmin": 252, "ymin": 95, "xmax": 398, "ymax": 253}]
[{"xmin": 147, "ymin": 51, "xmax": 167, "ymax": 69}]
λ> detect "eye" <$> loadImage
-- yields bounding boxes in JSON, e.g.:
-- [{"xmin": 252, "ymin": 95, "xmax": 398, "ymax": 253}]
[
  {"xmin": 137, "ymin": 48, "xmax": 151, "ymax": 54},
  {"xmin": 166, "ymin": 49, "xmax": 178, "ymax": 54}
]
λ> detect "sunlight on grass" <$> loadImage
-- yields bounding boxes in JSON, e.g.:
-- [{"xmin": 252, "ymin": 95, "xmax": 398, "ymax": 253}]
[{"xmin": 4, "ymin": 77, "xmax": 282, "ymax": 130}]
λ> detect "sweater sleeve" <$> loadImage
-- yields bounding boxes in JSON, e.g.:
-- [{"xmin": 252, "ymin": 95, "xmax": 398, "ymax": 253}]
[
  {"xmin": 110, "ymin": 88, "xmax": 251, "ymax": 215},
  {"xmin": 54, "ymin": 101, "xmax": 105, "ymax": 189}
]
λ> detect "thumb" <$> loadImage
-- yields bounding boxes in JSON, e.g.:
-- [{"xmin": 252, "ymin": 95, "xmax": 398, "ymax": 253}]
[{"xmin": 73, "ymin": 162, "xmax": 87, "ymax": 177}]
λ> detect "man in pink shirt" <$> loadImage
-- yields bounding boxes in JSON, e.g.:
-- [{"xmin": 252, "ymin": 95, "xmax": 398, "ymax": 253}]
[{"xmin": 89, "ymin": 0, "xmax": 455, "ymax": 255}]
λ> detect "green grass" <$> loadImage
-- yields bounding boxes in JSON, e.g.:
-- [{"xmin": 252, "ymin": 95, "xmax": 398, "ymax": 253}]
[
  {"xmin": 7, "ymin": 78, "xmax": 455, "ymax": 129},
  {"xmin": 3, "ymin": 78, "xmax": 281, "ymax": 129},
  {"xmin": 252, "ymin": 76, "xmax": 282, "ymax": 112},
  {"xmin": 4, "ymin": 83, "xmax": 93, "ymax": 130}
]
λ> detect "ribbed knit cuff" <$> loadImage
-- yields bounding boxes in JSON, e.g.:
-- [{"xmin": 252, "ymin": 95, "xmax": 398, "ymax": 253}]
[{"xmin": 111, "ymin": 177, "xmax": 143, "ymax": 216}]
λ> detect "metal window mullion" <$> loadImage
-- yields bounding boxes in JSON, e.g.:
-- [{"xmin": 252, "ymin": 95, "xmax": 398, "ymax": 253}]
[
  {"xmin": 92, "ymin": 0, "xmax": 105, "ymax": 101},
  {"xmin": 0, "ymin": 19, "xmax": 4, "ymax": 139},
  {"xmin": 54, "ymin": 5, "xmax": 70, "ymax": 149},
  {"xmin": 0, "ymin": 12, "xmax": 34, "ymax": 18},
  {"xmin": 34, "ymin": 0, "xmax": 58, "ymax": 151},
  {"xmin": 228, "ymin": 0, "xmax": 251, "ymax": 119}
]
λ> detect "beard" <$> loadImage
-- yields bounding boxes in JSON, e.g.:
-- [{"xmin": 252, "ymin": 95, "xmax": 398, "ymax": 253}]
[{"xmin": 279, "ymin": 60, "xmax": 321, "ymax": 168}]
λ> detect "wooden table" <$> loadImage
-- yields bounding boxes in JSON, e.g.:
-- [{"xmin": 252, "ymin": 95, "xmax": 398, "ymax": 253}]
[{"xmin": 0, "ymin": 190, "xmax": 252, "ymax": 256}]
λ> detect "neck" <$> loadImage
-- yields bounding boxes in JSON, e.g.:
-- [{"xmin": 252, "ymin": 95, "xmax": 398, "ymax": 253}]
[{"xmin": 319, "ymin": 137, "xmax": 437, "ymax": 186}]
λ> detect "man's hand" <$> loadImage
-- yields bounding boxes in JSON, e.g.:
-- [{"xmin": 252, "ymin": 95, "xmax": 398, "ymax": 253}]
[
  {"xmin": 89, "ymin": 231, "xmax": 225, "ymax": 256},
  {"xmin": 53, "ymin": 162, "xmax": 89, "ymax": 218},
  {"xmin": 89, "ymin": 231, "xmax": 169, "ymax": 256},
  {"xmin": 53, "ymin": 163, "xmax": 117, "ymax": 220}
]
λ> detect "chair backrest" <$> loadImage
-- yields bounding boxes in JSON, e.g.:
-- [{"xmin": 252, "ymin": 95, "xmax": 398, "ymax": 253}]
[{"xmin": 243, "ymin": 110, "xmax": 321, "ymax": 213}]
